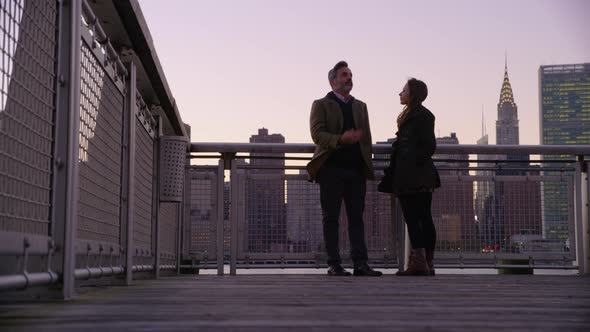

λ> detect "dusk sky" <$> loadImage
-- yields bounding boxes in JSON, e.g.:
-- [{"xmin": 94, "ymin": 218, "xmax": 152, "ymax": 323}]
[{"xmin": 138, "ymin": 0, "xmax": 589, "ymax": 145}]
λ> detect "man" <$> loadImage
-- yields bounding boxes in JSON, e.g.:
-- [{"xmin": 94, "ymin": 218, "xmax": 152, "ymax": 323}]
[{"xmin": 307, "ymin": 61, "xmax": 382, "ymax": 277}]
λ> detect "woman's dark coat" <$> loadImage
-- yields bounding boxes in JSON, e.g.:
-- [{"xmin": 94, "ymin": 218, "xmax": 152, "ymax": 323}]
[{"xmin": 390, "ymin": 105, "xmax": 441, "ymax": 195}]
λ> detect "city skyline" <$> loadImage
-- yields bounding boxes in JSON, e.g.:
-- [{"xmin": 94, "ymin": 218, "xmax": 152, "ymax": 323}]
[{"xmin": 138, "ymin": 0, "xmax": 589, "ymax": 146}]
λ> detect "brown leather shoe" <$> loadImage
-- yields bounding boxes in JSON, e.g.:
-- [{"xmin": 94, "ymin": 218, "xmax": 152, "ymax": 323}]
[{"xmin": 396, "ymin": 248, "xmax": 431, "ymax": 276}]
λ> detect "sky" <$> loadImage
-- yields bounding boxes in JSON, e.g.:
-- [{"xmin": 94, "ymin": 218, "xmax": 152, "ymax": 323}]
[{"xmin": 138, "ymin": 0, "xmax": 589, "ymax": 145}]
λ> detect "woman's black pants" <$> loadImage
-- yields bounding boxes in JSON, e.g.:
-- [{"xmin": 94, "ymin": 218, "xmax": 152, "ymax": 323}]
[{"xmin": 398, "ymin": 192, "xmax": 437, "ymax": 249}]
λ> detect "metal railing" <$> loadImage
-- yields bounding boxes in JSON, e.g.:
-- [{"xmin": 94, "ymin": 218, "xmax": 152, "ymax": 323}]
[
  {"xmin": 0, "ymin": 0, "xmax": 188, "ymax": 299},
  {"xmin": 188, "ymin": 143, "xmax": 590, "ymax": 275},
  {"xmin": 0, "ymin": 0, "xmax": 588, "ymax": 304}
]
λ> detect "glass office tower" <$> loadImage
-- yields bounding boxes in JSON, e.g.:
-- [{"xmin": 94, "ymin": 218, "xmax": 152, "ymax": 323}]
[{"xmin": 539, "ymin": 63, "xmax": 590, "ymax": 240}]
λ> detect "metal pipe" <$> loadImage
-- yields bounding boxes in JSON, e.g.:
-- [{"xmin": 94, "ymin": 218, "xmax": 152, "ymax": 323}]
[
  {"xmin": 191, "ymin": 142, "xmax": 590, "ymax": 155},
  {"xmin": 131, "ymin": 265, "xmax": 154, "ymax": 272},
  {"xmin": 216, "ymin": 159, "xmax": 225, "ymax": 276},
  {"xmin": 230, "ymin": 159, "xmax": 238, "ymax": 275},
  {"xmin": 0, "ymin": 271, "xmax": 60, "ymax": 291},
  {"xmin": 180, "ymin": 263, "xmax": 577, "ymax": 270},
  {"xmin": 159, "ymin": 265, "xmax": 177, "ymax": 271},
  {"xmin": 51, "ymin": 0, "xmax": 83, "ymax": 300},
  {"xmin": 123, "ymin": 61, "xmax": 137, "ymax": 285},
  {"xmin": 74, "ymin": 266, "xmax": 125, "ymax": 280}
]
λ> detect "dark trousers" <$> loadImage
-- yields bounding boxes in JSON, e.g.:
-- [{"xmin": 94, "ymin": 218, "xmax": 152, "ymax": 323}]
[
  {"xmin": 398, "ymin": 192, "xmax": 437, "ymax": 249},
  {"xmin": 317, "ymin": 167, "xmax": 368, "ymax": 267}
]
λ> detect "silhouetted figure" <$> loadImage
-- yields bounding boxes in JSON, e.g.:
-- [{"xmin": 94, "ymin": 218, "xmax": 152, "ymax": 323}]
[
  {"xmin": 389, "ymin": 78, "xmax": 440, "ymax": 276},
  {"xmin": 307, "ymin": 61, "xmax": 381, "ymax": 277}
]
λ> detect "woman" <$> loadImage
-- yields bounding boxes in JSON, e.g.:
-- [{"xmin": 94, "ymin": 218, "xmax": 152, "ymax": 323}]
[{"xmin": 391, "ymin": 78, "xmax": 440, "ymax": 276}]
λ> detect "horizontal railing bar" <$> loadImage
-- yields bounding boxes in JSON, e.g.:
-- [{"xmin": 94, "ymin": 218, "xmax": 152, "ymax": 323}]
[
  {"xmin": 232, "ymin": 164, "xmax": 575, "ymax": 172},
  {"xmin": 159, "ymin": 265, "xmax": 177, "ymax": 271},
  {"xmin": 131, "ymin": 265, "xmax": 154, "ymax": 273},
  {"xmin": 234, "ymin": 155, "xmax": 313, "ymax": 161},
  {"xmin": 0, "ymin": 272, "xmax": 60, "ymax": 291},
  {"xmin": 234, "ymin": 165, "xmax": 306, "ymax": 170},
  {"xmin": 188, "ymin": 154, "xmax": 221, "ymax": 159},
  {"xmin": 436, "ymin": 167, "xmax": 575, "ymax": 172},
  {"xmin": 181, "ymin": 263, "xmax": 575, "ymax": 270},
  {"xmin": 189, "ymin": 152, "xmax": 581, "ymax": 165},
  {"xmin": 434, "ymin": 159, "xmax": 578, "ymax": 164},
  {"xmin": 230, "ymin": 172, "xmax": 572, "ymax": 182},
  {"xmin": 74, "ymin": 266, "xmax": 125, "ymax": 280},
  {"xmin": 191, "ymin": 143, "xmax": 590, "ymax": 155},
  {"xmin": 192, "ymin": 153, "xmax": 580, "ymax": 165}
]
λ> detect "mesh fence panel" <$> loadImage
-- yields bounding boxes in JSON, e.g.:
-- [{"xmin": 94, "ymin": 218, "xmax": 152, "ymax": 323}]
[
  {"xmin": 236, "ymin": 173, "xmax": 396, "ymax": 263},
  {"xmin": 133, "ymin": 104, "xmax": 155, "ymax": 257},
  {"xmin": 226, "ymin": 170, "xmax": 574, "ymax": 265},
  {"xmin": 243, "ymin": 175, "xmax": 287, "ymax": 254},
  {"xmin": 0, "ymin": 0, "xmax": 56, "ymax": 235},
  {"xmin": 434, "ymin": 175, "xmax": 574, "ymax": 259},
  {"xmin": 159, "ymin": 201, "xmax": 178, "ymax": 265},
  {"xmin": 76, "ymin": 41, "xmax": 123, "ymax": 244},
  {"xmin": 339, "ymin": 180, "xmax": 395, "ymax": 260},
  {"xmin": 284, "ymin": 175, "xmax": 323, "ymax": 254},
  {"xmin": 188, "ymin": 169, "xmax": 218, "ymax": 260}
]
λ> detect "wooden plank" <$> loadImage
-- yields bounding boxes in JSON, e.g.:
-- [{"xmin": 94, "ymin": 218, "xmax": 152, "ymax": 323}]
[{"xmin": 0, "ymin": 275, "xmax": 589, "ymax": 331}]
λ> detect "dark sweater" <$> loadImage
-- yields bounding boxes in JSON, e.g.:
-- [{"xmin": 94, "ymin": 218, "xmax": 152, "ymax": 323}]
[{"xmin": 323, "ymin": 92, "xmax": 364, "ymax": 170}]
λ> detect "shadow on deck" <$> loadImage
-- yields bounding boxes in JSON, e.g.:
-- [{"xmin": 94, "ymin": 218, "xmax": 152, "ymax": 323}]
[{"xmin": 1, "ymin": 274, "xmax": 589, "ymax": 331}]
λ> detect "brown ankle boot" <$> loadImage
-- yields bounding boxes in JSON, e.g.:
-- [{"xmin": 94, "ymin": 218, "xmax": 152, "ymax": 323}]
[
  {"xmin": 396, "ymin": 248, "xmax": 430, "ymax": 276},
  {"xmin": 426, "ymin": 248, "xmax": 435, "ymax": 276}
]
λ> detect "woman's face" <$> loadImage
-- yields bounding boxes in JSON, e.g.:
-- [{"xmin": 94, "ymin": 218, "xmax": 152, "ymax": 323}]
[{"xmin": 399, "ymin": 83, "xmax": 410, "ymax": 105}]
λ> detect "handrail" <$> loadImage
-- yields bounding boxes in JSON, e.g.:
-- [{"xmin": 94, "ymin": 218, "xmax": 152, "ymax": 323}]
[{"xmin": 191, "ymin": 143, "xmax": 590, "ymax": 156}]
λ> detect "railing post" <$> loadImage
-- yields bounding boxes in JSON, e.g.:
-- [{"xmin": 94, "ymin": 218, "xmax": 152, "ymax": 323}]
[
  {"xmin": 586, "ymin": 161, "xmax": 590, "ymax": 275},
  {"xmin": 121, "ymin": 62, "xmax": 137, "ymax": 285},
  {"xmin": 182, "ymin": 141, "xmax": 192, "ymax": 260},
  {"xmin": 392, "ymin": 197, "xmax": 407, "ymax": 273},
  {"xmin": 153, "ymin": 116, "xmax": 163, "ymax": 278},
  {"xmin": 230, "ymin": 156, "xmax": 238, "ymax": 275},
  {"xmin": 574, "ymin": 156, "xmax": 589, "ymax": 274},
  {"xmin": 51, "ymin": 0, "xmax": 82, "ymax": 300},
  {"xmin": 216, "ymin": 158, "xmax": 225, "ymax": 275},
  {"xmin": 176, "ymin": 199, "xmax": 183, "ymax": 275},
  {"xmin": 577, "ymin": 157, "xmax": 589, "ymax": 274}
]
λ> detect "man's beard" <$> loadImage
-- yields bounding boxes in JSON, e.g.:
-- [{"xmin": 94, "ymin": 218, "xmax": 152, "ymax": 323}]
[{"xmin": 339, "ymin": 81, "xmax": 353, "ymax": 92}]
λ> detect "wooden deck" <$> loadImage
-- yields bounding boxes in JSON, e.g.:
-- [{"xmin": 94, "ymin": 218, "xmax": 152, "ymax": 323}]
[{"xmin": 1, "ymin": 273, "xmax": 589, "ymax": 331}]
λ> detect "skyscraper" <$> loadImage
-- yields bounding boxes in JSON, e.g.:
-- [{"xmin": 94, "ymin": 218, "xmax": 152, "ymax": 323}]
[
  {"xmin": 246, "ymin": 128, "xmax": 287, "ymax": 252},
  {"xmin": 431, "ymin": 133, "xmax": 475, "ymax": 250},
  {"xmin": 492, "ymin": 59, "xmax": 541, "ymax": 250},
  {"xmin": 539, "ymin": 63, "xmax": 590, "ymax": 146},
  {"xmin": 475, "ymin": 114, "xmax": 499, "ymax": 250},
  {"xmin": 286, "ymin": 170, "xmax": 322, "ymax": 253},
  {"xmin": 539, "ymin": 63, "xmax": 590, "ymax": 240},
  {"xmin": 496, "ymin": 58, "xmax": 520, "ymax": 145}
]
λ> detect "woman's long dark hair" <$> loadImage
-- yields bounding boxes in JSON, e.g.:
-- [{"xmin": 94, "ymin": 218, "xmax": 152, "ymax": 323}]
[{"xmin": 397, "ymin": 78, "xmax": 428, "ymax": 128}]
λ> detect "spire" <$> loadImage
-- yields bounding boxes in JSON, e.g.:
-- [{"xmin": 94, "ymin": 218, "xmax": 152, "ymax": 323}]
[
  {"xmin": 499, "ymin": 53, "xmax": 515, "ymax": 107},
  {"xmin": 481, "ymin": 105, "xmax": 486, "ymax": 136}
]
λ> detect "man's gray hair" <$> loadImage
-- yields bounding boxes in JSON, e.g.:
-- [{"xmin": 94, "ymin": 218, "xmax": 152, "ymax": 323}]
[{"xmin": 328, "ymin": 61, "xmax": 348, "ymax": 81}]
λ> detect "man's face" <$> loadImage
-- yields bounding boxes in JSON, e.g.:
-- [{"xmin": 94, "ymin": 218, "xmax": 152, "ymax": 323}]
[{"xmin": 331, "ymin": 67, "xmax": 353, "ymax": 94}]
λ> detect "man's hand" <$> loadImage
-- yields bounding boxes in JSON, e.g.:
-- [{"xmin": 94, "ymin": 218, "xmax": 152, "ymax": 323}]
[{"xmin": 339, "ymin": 129, "xmax": 363, "ymax": 145}]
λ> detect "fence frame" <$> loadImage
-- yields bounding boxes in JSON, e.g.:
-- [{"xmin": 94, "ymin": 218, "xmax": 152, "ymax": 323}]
[
  {"xmin": 51, "ymin": 0, "xmax": 82, "ymax": 300},
  {"xmin": 189, "ymin": 142, "xmax": 590, "ymax": 275}
]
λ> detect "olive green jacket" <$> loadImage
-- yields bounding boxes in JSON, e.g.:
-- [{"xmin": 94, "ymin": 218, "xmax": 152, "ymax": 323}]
[{"xmin": 306, "ymin": 93, "xmax": 375, "ymax": 181}]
